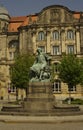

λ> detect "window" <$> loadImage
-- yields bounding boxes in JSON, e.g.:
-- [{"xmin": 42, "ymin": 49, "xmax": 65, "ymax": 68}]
[
  {"xmin": 9, "ymin": 40, "xmax": 19, "ymax": 48},
  {"xmin": 2, "ymin": 23, "xmax": 8, "ymax": 32},
  {"xmin": 53, "ymin": 63, "xmax": 59, "ymax": 73},
  {"xmin": 11, "ymin": 86, "xmax": 16, "ymax": 93},
  {"xmin": 53, "ymin": 80, "xmax": 61, "ymax": 93},
  {"xmin": 67, "ymin": 45, "xmax": 74, "ymax": 54},
  {"xmin": 53, "ymin": 31, "xmax": 59, "ymax": 40},
  {"xmin": 38, "ymin": 31, "xmax": 45, "ymax": 41},
  {"xmin": 68, "ymin": 86, "xmax": 76, "ymax": 92},
  {"xmin": 8, "ymin": 83, "xmax": 16, "ymax": 93},
  {"xmin": 9, "ymin": 52, "xmax": 16, "ymax": 60},
  {"xmin": 52, "ymin": 46, "xmax": 60, "ymax": 55},
  {"xmin": 38, "ymin": 46, "xmax": 45, "ymax": 52},
  {"xmin": 67, "ymin": 30, "xmax": 74, "ymax": 40}
]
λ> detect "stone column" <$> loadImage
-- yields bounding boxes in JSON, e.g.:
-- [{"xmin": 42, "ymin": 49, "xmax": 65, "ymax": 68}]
[
  {"xmin": 76, "ymin": 28, "xmax": 80, "ymax": 54},
  {"xmin": 61, "ymin": 29, "xmax": 66, "ymax": 54},
  {"xmin": 32, "ymin": 30, "xmax": 36, "ymax": 54},
  {"xmin": 46, "ymin": 30, "xmax": 51, "ymax": 53},
  {"xmin": 19, "ymin": 29, "xmax": 27, "ymax": 54},
  {"xmin": 0, "ymin": 35, "xmax": 7, "ymax": 59},
  {"xmin": 22, "ymin": 30, "xmax": 27, "ymax": 53},
  {"xmin": 19, "ymin": 31, "xmax": 23, "ymax": 53}
]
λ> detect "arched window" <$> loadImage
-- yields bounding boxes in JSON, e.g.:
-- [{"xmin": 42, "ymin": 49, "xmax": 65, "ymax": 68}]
[
  {"xmin": 67, "ymin": 30, "xmax": 74, "ymax": 40},
  {"xmin": 38, "ymin": 31, "xmax": 45, "ymax": 41},
  {"xmin": 53, "ymin": 80, "xmax": 61, "ymax": 93},
  {"xmin": 8, "ymin": 40, "xmax": 19, "ymax": 60},
  {"xmin": 53, "ymin": 30, "xmax": 59, "ymax": 40},
  {"xmin": 8, "ymin": 40, "xmax": 19, "ymax": 48}
]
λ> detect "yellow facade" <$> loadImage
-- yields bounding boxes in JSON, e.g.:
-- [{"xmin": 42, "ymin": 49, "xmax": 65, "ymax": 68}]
[{"xmin": 0, "ymin": 5, "xmax": 83, "ymax": 100}]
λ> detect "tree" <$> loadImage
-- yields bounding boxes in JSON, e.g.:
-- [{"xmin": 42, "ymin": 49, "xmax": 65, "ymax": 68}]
[
  {"xmin": 10, "ymin": 54, "xmax": 34, "ymax": 100},
  {"xmin": 80, "ymin": 59, "xmax": 83, "ymax": 86},
  {"xmin": 58, "ymin": 54, "xmax": 82, "ymax": 104}
]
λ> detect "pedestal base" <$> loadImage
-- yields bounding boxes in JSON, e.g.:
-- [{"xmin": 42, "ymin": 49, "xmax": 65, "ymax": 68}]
[{"xmin": 24, "ymin": 82, "xmax": 54, "ymax": 113}]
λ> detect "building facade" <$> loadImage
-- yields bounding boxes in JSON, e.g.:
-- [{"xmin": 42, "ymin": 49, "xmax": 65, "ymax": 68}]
[{"xmin": 0, "ymin": 5, "xmax": 83, "ymax": 100}]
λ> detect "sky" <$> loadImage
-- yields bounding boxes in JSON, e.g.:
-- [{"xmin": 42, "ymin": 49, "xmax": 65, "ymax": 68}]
[{"xmin": 0, "ymin": 0, "xmax": 83, "ymax": 16}]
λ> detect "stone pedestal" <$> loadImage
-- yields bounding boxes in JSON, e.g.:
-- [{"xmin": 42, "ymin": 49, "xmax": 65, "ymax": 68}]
[{"xmin": 24, "ymin": 82, "xmax": 54, "ymax": 114}]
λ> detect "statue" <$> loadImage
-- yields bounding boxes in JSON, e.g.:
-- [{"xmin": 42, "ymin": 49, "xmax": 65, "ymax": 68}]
[{"xmin": 30, "ymin": 48, "xmax": 51, "ymax": 82}]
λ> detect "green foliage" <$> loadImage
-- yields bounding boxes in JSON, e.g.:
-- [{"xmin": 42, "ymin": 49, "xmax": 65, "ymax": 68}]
[
  {"xmin": 80, "ymin": 59, "xmax": 83, "ymax": 85},
  {"xmin": 71, "ymin": 99, "xmax": 83, "ymax": 105},
  {"xmin": 11, "ymin": 54, "xmax": 34, "ymax": 89},
  {"xmin": 63, "ymin": 98, "xmax": 83, "ymax": 105},
  {"xmin": 59, "ymin": 54, "xmax": 82, "ymax": 87}
]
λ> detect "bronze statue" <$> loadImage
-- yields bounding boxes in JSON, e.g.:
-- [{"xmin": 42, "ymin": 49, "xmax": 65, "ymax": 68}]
[{"xmin": 30, "ymin": 48, "xmax": 51, "ymax": 82}]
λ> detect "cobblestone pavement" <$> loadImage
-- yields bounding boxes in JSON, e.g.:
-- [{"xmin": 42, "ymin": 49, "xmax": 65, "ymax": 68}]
[{"xmin": 0, "ymin": 122, "xmax": 83, "ymax": 130}]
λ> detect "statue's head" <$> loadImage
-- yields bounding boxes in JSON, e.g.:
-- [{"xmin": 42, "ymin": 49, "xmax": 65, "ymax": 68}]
[{"xmin": 37, "ymin": 48, "xmax": 42, "ymax": 54}]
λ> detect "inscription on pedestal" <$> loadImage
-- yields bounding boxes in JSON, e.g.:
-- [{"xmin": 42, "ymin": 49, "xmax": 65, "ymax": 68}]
[{"xmin": 32, "ymin": 86, "xmax": 46, "ymax": 93}]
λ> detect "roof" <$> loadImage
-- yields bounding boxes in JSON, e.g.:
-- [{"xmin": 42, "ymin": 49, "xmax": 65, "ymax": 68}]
[
  {"xmin": 73, "ymin": 12, "xmax": 80, "ymax": 19},
  {"xmin": 21, "ymin": 15, "xmax": 37, "ymax": 26},
  {"xmin": 8, "ymin": 16, "xmax": 27, "ymax": 32},
  {"xmin": 8, "ymin": 15, "xmax": 37, "ymax": 32},
  {"xmin": 8, "ymin": 5, "xmax": 81, "ymax": 33},
  {"xmin": 10, "ymin": 16, "xmax": 27, "ymax": 22}
]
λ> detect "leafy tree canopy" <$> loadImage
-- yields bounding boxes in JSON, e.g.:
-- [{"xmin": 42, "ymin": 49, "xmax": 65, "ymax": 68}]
[
  {"xmin": 59, "ymin": 54, "xmax": 82, "ymax": 87},
  {"xmin": 11, "ymin": 54, "xmax": 35, "ymax": 89}
]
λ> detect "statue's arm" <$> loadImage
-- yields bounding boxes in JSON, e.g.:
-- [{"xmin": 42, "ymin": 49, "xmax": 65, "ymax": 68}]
[{"xmin": 33, "ymin": 57, "xmax": 38, "ymax": 64}]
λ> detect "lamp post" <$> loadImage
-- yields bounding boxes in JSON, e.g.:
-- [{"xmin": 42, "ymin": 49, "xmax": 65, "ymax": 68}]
[{"xmin": 8, "ymin": 85, "xmax": 11, "ymax": 101}]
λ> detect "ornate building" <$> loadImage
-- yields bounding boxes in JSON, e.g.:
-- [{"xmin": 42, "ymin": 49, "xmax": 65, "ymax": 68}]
[{"xmin": 0, "ymin": 5, "xmax": 83, "ymax": 100}]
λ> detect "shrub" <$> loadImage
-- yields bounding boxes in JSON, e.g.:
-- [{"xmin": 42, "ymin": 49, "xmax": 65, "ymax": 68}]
[
  {"xmin": 71, "ymin": 99, "xmax": 83, "ymax": 105},
  {"xmin": 63, "ymin": 98, "xmax": 83, "ymax": 105},
  {"xmin": 63, "ymin": 97, "xmax": 74, "ymax": 103}
]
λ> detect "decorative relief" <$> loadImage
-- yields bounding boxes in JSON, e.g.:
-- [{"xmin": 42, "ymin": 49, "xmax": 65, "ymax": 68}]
[
  {"xmin": 50, "ymin": 9, "xmax": 60, "ymax": 23},
  {"xmin": 38, "ymin": 12, "xmax": 47, "ymax": 23},
  {"xmin": 65, "ymin": 11, "xmax": 73, "ymax": 22},
  {"xmin": 37, "ymin": 7, "xmax": 77, "ymax": 24}
]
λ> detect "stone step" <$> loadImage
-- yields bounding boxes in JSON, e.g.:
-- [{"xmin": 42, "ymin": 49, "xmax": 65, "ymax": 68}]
[
  {"xmin": 1, "ymin": 105, "xmax": 23, "ymax": 112},
  {"xmin": 53, "ymin": 105, "xmax": 80, "ymax": 112},
  {"xmin": 0, "ymin": 110, "xmax": 83, "ymax": 116}
]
